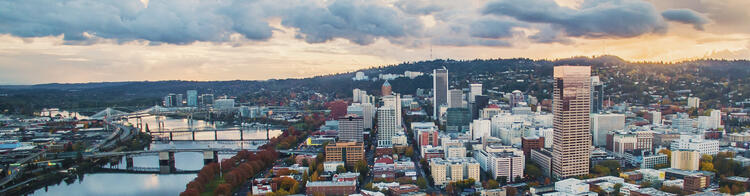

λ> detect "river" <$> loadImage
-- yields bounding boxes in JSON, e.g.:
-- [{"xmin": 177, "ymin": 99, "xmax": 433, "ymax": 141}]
[{"xmin": 28, "ymin": 115, "xmax": 283, "ymax": 196}]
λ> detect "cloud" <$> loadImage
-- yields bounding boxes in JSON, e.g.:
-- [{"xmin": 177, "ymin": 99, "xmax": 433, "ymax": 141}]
[
  {"xmin": 482, "ymin": 0, "xmax": 668, "ymax": 38},
  {"xmin": 280, "ymin": 0, "xmax": 423, "ymax": 45},
  {"xmin": 394, "ymin": 0, "xmax": 443, "ymax": 15},
  {"xmin": 468, "ymin": 18, "xmax": 524, "ymax": 39},
  {"xmin": 661, "ymin": 9, "xmax": 709, "ymax": 30},
  {"xmin": 529, "ymin": 25, "xmax": 574, "ymax": 44},
  {"xmin": 0, "ymin": 0, "xmax": 274, "ymax": 45}
]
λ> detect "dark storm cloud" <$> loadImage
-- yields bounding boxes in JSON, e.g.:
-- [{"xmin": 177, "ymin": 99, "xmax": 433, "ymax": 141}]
[
  {"xmin": 394, "ymin": 0, "xmax": 443, "ymax": 15},
  {"xmin": 280, "ymin": 0, "xmax": 422, "ymax": 45},
  {"xmin": 0, "ymin": 0, "xmax": 274, "ymax": 44},
  {"xmin": 482, "ymin": 0, "xmax": 668, "ymax": 38},
  {"xmin": 468, "ymin": 18, "xmax": 523, "ymax": 39},
  {"xmin": 661, "ymin": 9, "xmax": 710, "ymax": 30}
]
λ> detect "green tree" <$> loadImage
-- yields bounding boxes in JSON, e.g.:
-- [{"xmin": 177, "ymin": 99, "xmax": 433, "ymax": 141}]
[
  {"xmin": 485, "ymin": 179, "xmax": 499, "ymax": 189},
  {"xmin": 416, "ymin": 177, "xmax": 427, "ymax": 189},
  {"xmin": 336, "ymin": 165, "xmax": 346, "ymax": 173},
  {"xmin": 525, "ymin": 163, "xmax": 542, "ymax": 180},
  {"xmin": 593, "ymin": 165, "xmax": 611, "ymax": 176},
  {"xmin": 405, "ymin": 147, "xmax": 414, "ymax": 157}
]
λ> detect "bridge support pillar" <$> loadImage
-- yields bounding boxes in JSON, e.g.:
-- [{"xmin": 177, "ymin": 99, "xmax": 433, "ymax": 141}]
[
  {"xmin": 126, "ymin": 155, "xmax": 134, "ymax": 168},
  {"xmin": 192, "ymin": 131, "xmax": 195, "ymax": 141},
  {"xmin": 159, "ymin": 151, "xmax": 175, "ymax": 174},
  {"xmin": 240, "ymin": 129, "xmax": 243, "ymax": 141},
  {"xmin": 214, "ymin": 130, "xmax": 218, "ymax": 140},
  {"xmin": 169, "ymin": 132, "xmax": 173, "ymax": 141},
  {"xmin": 203, "ymin": 151, "xmax": 219, "ymax": 165}
]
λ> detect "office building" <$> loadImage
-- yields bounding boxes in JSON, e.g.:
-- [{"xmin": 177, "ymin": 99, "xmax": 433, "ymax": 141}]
[
  {"xmin": 338, "ymin": 114, "xmax": 364, "ymax": 142},
  {"xmin": 163, "ymin": 94, "xmax": 173, "ymax": 107},
  {"xmin": 433, "ymin": 68, "xmax": 448, "ymax": 119},
  {"xmin": 470, "ymin": 83, "xmax": 482, "ymax": 103},
  {"xmin": 590, "ymin": 76, "xmax": 603, "ymax": 113},
  {"xmin": 687, "ymin": 97, "xmax": 700, "ymax": 108},
  {"xmin": 186, "ymin": 90, "xmax": 197, "ymax": 107},
  {"xmin": 471, "ymin": 119, "xmax": 491, "ymax": 140},
  {"xmin": 670, "ymin": 135, "xmax": 719, "ymax": 155},
  {"xmin": 429, "ymin": 157, "xmax": 480, "ymax": 186},
  {"xmin": 448, "ymin": 89, "xmax": 463, "ymax": 108},
  {"xmin": 531, "ymin": 148, "xmax": 553, "ymax": 177},
  {"xmin": 552, "ymin": 65, "xmax": 592, "ymax": 179},
  {"xmin": 325, "ymin": 141, "xmax": 364, "ymax": 166},
  {"xmin": 522, "ymin": 137, "xmax": 545, "ymax": 157},
  {"xmin": 213, "ymin": 99, "xmax": 235, "ymax": 109},
  {"xmin": 475, "ymin": 150, "xmax": 525, "ymax": 182},
  {"xmin": 381, "ymin": 80, "xmax": 392, "ymax": 96},
  {"xmin": 377, "ymin": 107, "xmax": 398, "ymax": 147},
  {"xmin": 591, "ymin": 113, "xmax": 625, "ymax": 147},
  {"xmin": 200, "ymin": 94, "xmax": 214, "ymax": 106},
  {"xmin": 652, "ymin": 111, "xmax": 662, "ymax": 126},
  {"xmin": 446, "ymin": 108, "xmax": 470, "ymax": 132},
  {"xmin": 347, "ymin": 103, "xmax": 374, "ymax": 129},
  {"xmin": 381, "ymin": 95, "xmax": 402, "ymax": 127},
  {"xmin": 417, "ymin": 128, "xmax": 439, "ymax": 147},
  {"xmin": 671, "ymin": 149, "xmax": 700, "ymax": 171},
  {"xmin": 509, "ymin": 90, "xmax": 525, "ymax": 108},
  {"xmin": 473, "ymin": 95, "xmax": 489, "ymax": 119},
  {"xmin": 305, "ymin": 181, "xmax": 356, "ymax": 196}
]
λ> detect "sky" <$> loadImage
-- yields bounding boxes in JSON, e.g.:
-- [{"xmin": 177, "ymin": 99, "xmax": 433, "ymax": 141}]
[{"xmin": 1, "ymin": 0, "xmax": 750, "ymax": 84}]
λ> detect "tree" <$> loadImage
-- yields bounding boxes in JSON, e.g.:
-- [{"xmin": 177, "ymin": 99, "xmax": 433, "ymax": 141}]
[
  {"xmin": 497, "ymin": 176, "xmax": 508, "ymax": 185},
  {"xmin": 525, "ymin": 163, "xmax": 542, "ymax": 180},
  {"xmin": 213, "ymin": 183, "xmax": 232, "ymax": 196},
  {"xmin": 658, "ymin": 149, "xmax": 671, "ymax": 162},
  {"xmin": 405, "ymin": 147, "xmax": 414, "ymax": 157},
  {"xmin": 336, "ymin": 165, "xmax": 346, "ymax": 173},
  {"xmin": 719, "ymin": 186, "xmax": 731, "ymax": 194},
  {"xmin": 700, "ymin": 162, "xmax": 715, "ymax": 172},
  {"xmin": 506, "ymin": 186, "xmax": 517, "ymax": 196},
  {"xmin": 485, "ymin": 179, "xmax": 499, "ymax": 189},
  {"xmin": 613, "ymin": 183, "xmax": 622, "ymax": 196},
  {"xmin": 593, "ymin": 165, "xmax": 611, "ymax": 176},
  {"xmin": 416, "ymin": 177, "xmax": 427, "ymax": 189},
  {"xmin": 364, "ymin": 182, "xmax": 376, "ymax": 191}
]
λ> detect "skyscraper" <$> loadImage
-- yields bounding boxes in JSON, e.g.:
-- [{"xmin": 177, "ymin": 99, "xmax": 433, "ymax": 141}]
[
  {"xmin": 338, "ymin": 114, "xmax": 364, "ymax": 142},
  {"xmin": 381, "ymin": 80, "xmax": 392, "ymax": 96},
  {"xmin": 433, "ymin": 68, "xmax": 448, "ymax": 119},
  {"xmin": 590, "ymin": 76, "xmax": 603, "ymax": 113},
  {"xmin": 552, "ymin": 65, "xmax": 591, "ymax": 179},
  {"xmin": 353, "ymin": 88, "xmax": 361, "ymax": 103},
  {"xmin": 187, "ymin": 90, "xmax": 198, "ymax": 107},
  {"xmin": 448, "ymin": 89, "xmax": 463, "ymax": 108},
  {"xmin": 469, "ymin": 83, "xmax": 482, "ymax": 103},
  {"xmin": 377, "ymin": 107, "xmax": 397, "ymax": 147}
]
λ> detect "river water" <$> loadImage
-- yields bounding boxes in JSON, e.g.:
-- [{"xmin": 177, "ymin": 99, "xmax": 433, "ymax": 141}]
[{"xmin": 28, "ymin": 115, "xmax": 282, "ymax": 196}]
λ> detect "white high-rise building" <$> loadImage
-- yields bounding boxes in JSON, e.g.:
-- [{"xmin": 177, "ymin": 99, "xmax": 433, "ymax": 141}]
[
  {"xmin": 377, "ymin": 107, "xmax": 398, "ymax": 147},
  {"xmin": 652, "ymin": 111, "xmax": 662, "ymax": 126},
  {"xmin": 382, "ymin": 94, "xmax": 402, "ymax": 128},
  {"xmin": 687, "ymin": 97, "xmax": 700, "ymax": 108},
  {"xmin": 353, "ymin": 88, "xmax": 361, "ymax": 103},
  {"xmin": 671, "ymin": 135, "xmax": 719, "ymax": 155},
  {"xmin": 448, "ymin": 89, "xmax": 463, "ymax": 108},
  {"xmin": 433, "ymin": 68, "xmax": 448, "ymax": 119},
  {"xmin": 471, "ymin": 119, "xmax": 491, "ymax": 140},
  {"xmin": 591, "ymin": 113, "xmax": 626, "ymax": 147},
  {"xmin": 540, "ymin": 128, "xmax": 554, "ymax": 148},
  {"xmin": 470, "ymin": 83, "xmax": 482, "ymax": 103},
  {"xmin": 348, "ymin": 103, "xmax": 374, "ymax": 129}
]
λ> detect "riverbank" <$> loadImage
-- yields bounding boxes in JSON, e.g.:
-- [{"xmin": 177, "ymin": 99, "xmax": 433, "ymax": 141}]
[{"xmin": 8, "ymin": 131, "xmax": 153, "ymax": 195}]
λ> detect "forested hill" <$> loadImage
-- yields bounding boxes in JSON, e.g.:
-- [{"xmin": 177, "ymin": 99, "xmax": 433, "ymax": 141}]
[{"xmin": 1, "ymin": 55, "xmax": 749, "ymax": 115}]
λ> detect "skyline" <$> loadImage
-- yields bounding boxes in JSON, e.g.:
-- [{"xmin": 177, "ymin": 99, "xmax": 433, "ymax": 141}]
[{"xmin": 2, "ymin": 0, "xmax": 750, "ymax": 84}]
